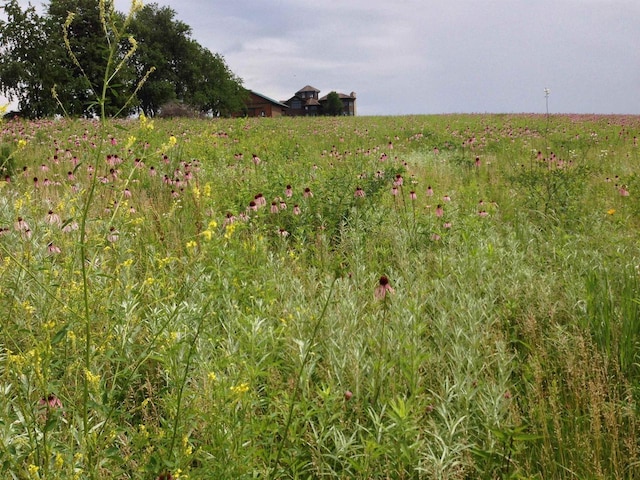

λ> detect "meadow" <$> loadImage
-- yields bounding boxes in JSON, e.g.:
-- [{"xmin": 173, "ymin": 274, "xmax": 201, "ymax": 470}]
[{"xmin": 0, "ymin": 112, "xmax": 639, "ymax": 479}]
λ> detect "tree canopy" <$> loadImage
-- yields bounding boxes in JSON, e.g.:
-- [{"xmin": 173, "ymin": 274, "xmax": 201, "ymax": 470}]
[
  {"xmin": 324, "ymin": 91, "xmax": 344, "ymax": 116},
  {"xmin": 0, "ymin": 0, "xmax": 247, "ymax": 117}
]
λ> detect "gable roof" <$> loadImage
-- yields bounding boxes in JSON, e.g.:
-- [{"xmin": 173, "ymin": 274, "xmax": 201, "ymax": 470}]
[
  {"xmin": 296, "ymin": 85, "xmax": 321, "ymax": 94},
  {"xmin": 250, "ymin": 90, "xmax": 289, "ymax": 108}
]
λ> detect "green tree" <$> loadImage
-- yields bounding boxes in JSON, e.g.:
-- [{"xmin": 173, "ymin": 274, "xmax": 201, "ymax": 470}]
[
  {"xmin": 0, "ymin": 0, "xmax": 245, "ymax": 117},
  {"xmin": 126, "ymin": 3, "xmax": 190, "ymax": 116},
  {"xmin": 128, "ymin": 3, "xmax": 247, "ymax": 117},
  {"xmin": 47, "ymin": 0, "xmax": 136, "ymax": 117},
  {"xmin": 0, "ymin": 1, "xmax": 59, "ymax": 117},
  {"xmin": 325, "ymin": 91, "xmax": 344, "ymax": 116}
]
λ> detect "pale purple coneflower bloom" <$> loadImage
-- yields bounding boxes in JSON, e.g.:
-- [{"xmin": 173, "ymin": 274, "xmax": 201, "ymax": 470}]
[
  {"xmin": 285, "ymin": 185, "xmax": 293, "ymax": 197},
  {"xmin": 354, "ymin": 187, "xmax": 365, "ymax": 198},
  {"xmin": 293, "ymin": 204, "xmax": 301, "ymax": 215},
  {"xmin": 426, "ymin": 186, "xmax": 434, "ymax": 197},
  {"xmin": 107, "ymin": 227, "xmax": 119, "ymax": 243},
  {"xmin": 45, "ymin": 210, "xmax": 61, "ymax": 226},
  {"xmin": 374, "ymin": 275, "xmax": 394, "ymax": 300},
  {"xmin": 14, "ymin": 217, "xmax": 29, "ymax": 232},
  {"xmin": 303, "ymin": 188, "xmax": 313, "ymax": 198},
  {"xmin": 224, "ymin": 212, "xmax": 236, "ymax": 225},
  {"xmin": 39, "ymin": 393, "xmax": 63, "ymax": 410},
  {"xmin": 435, "ymin": 205, "xmax": 444, "ymax": 217}
]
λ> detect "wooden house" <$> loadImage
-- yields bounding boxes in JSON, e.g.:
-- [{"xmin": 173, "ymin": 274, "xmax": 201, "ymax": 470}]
[
  {"xmin": 236, "ymin": 85, "xmax": 357, "ymax": 117},
  {"xmin": 238, "ymin": 90, "xmax": 289, "ymax": 117}
]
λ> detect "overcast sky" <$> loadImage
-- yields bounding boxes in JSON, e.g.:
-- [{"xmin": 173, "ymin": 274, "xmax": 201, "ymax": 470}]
[{"xmin": 8, "ymin": 0, "xmax": 640, "ymax": 115}]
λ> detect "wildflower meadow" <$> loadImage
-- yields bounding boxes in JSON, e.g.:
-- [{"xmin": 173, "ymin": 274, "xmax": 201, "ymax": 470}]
[{"xmin": 1, "ymin": 110, "xmax": 640, "ymax": 479}]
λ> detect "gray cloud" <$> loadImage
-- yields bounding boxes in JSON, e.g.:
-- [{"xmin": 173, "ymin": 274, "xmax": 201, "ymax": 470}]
[{"xmin": 8, "ymin": 0, "xmax": 640, "ymax": 115}]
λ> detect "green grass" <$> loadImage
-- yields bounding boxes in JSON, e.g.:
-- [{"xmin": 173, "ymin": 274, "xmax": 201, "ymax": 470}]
[{"xmin": 0, "ymin": 113, "xmax": 639, "ymax": 479}]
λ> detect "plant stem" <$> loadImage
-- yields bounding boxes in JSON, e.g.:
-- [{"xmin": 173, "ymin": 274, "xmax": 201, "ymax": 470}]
[{"xmin": 269, "ymin": 275, "xmax": 338, "ymax": 479}]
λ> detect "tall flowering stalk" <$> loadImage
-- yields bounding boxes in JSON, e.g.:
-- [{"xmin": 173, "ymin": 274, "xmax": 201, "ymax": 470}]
[
  {"xmin": 372, "ymin": 275, "xmax": 394, "ymax": 406},
  {"xmin": 61, "ymin": 1, "xmax": 150, "ymax": 473}
]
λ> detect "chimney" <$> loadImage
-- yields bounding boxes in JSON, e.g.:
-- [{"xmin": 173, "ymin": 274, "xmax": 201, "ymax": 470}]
[{"xmin": 350, "ymin": 92, "xmax": 356, "ymax": 98}]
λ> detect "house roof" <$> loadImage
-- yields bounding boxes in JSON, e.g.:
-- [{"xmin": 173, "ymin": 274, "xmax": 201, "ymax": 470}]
[
  {"xmin": 296, "ymin": 85, "xmax": 320, "ymax": 94},
  {"xmin": 249, "ymin": 90, "xmax": 289, "ymax": 108},
  {"xmin": 319, "ymin": 92, "xmax": 356, "ymax": 101}
]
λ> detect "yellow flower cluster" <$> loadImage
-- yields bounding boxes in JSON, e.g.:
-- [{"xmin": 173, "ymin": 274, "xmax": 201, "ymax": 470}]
[
  {"xmin": 224, "ymin": 223, "xmax": 237, "ymax": 240},
  {"xmin": 139, "ymin": 111, "xmax": 154, "ymax": 130},
  {"xmin": 85, "ymin": 369, "xmax": 101, "ymax": 390},
  {"xmin": 230, "ymin": 382, "xmax": 249, "ymax": 395}
]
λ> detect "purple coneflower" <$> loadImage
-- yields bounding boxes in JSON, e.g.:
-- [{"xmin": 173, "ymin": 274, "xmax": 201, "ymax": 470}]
[
  {"xmin": 354, "ymin": 187, "xmax": 365, "ymax": 198},
  {"xmin": 107, "ymin": 227, "xmax": 119, "ymax": 243},
  {"xmin": 47, "ymin": 242, "xmax": 61, "ymax": 254},
  {"xmin": 293, "ymin": 204, "xmax": 301, "ymax": 215},
  {"xmin": 45, "ymin": 210, "xmax": 61, "ymax": 226},
  {"xmin": 39, "ymin": 393, "xmax": 63, "ymax": 410},
  {"xmin": 374, "ymin": 275, "xmax": 395, "ymax": 300},
  {"xmin": 270, "ymin": 201, "xmax": 279, "ymax": 214},
  {"xmin": 409, "ymin": 191, "xmax": 417, "ymax": 201},
  {"xmin": 435, "ymin": 205, "xmax": 444, "ymax": 217},
  {"xmin": 303, "ymin": 187, "xmax": 313, "ymax": 198},
  {"xmin": 14, "ymin": 217, "xmax": 29, "ymax": 232},
  {"xmin": 285, "ymin": 185, "xmax": 293, "ymax": 197},
  {"xmin": 426, "ymin": 186, "xmax": 434, "ymax": 197},
  {"xmin": 224, "ymin": 212, "xmax": 236, "ymax": 225}
]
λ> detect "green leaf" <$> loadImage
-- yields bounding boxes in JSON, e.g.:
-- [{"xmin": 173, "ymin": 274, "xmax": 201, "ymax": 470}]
[{"xmin": 51, "ymin": 324, "xmax": 69, "ymax": 345}]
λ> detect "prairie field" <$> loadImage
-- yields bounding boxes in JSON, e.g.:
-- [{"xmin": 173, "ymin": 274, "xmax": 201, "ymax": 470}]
[{"xmin": 1, "ymin": 113, "xmax": 640, "ymax": 479}]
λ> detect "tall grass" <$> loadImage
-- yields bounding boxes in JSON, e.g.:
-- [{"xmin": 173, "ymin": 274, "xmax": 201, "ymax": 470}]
[{"xmin": 1, "ymin": 101, "xmax": 639, "ymax": 478}]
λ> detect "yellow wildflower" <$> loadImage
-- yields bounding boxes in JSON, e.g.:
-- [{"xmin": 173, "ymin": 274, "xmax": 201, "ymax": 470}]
[
  {"xmin": 85, "ymin": 369, "xmax": 101, "ymax": 390},
  {"xmin": 607, "ymin": 208, "xmax": 616, "ymax": 215},
  {"xmin": 28, "ymin": 464, "xmax": 39, "ymax": 477},
  {"xmin": 201, "ymin": 229, "xmax": 213, "ymax": 241},
  {"xmin": 230, "ymin": 382, "xmax": 250, "ymax": 395},
  {"xmin": 224, "ymin": 223, "xmax": 236, "ymax": 239}
]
